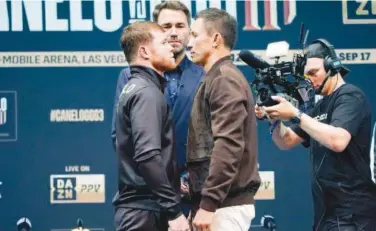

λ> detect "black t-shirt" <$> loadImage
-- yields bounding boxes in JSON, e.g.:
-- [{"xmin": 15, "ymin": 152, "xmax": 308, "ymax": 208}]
[{"xmin": 291, "ymin": 83, "xmax": 376, "ymax": 222}]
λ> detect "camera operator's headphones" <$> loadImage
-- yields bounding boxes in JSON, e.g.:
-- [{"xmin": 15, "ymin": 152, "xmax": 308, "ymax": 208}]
[{"xmin": 310, "ymin": 38, "xmax": 343, "ymax": 76}]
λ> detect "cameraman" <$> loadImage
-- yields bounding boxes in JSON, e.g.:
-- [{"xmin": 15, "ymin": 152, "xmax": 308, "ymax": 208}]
[{"xmin": 255, "ymin": 39, "xmax": 376, "ymax": 231}]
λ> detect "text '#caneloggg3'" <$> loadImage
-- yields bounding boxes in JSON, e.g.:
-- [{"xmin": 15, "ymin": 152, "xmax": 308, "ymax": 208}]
[{"xmin": 50, "ymin": 109, "xmax": 104, "ymax": 122}]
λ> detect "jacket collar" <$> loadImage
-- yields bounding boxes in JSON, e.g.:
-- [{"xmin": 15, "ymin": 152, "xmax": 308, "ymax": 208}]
[
  {"xmin": 130, "ymin": 65, "xmax": 167, "ymax": 91},
  {"xmin": 206, "ymin": 55, "xmax": 232, "ymax": 77}
]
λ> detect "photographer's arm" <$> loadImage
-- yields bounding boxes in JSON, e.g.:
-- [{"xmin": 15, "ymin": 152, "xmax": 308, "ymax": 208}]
[
  {"xmin": 256, "ymin": 105, "xmax": 306, "ymax": 150},
  {"xmin": 298, "ymin": 91, "xmax": 368, "ymax": 153},
  {"xmin": 264, "ymin": 95, "xmax": 355, "ymax": 153},
  {"xmin": 272, "ymin": 121, "xmax": 305, "ymax": 150},
  {"xmin": 298, "ymin": 113, "xmax": 351, "ymax": 152}
]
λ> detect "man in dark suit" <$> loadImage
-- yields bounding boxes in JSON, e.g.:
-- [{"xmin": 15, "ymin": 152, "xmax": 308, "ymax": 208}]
[{"xmin": 111, "ymin": 1, "xmax": 204, "ymax": 215}]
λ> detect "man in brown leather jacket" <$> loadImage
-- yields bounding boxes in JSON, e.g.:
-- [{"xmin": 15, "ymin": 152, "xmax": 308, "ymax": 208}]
[{"xmin": 186, "ymin": 8, "xmax": 261, "ymax": 231}]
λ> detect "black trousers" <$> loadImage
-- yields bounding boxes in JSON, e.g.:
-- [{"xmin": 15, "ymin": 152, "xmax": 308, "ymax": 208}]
[
  {"xmin": 114, "ymin": 207, "xmax": 169, "ymax": 231},
  {"xmin": 321, "ymin": 214, "xmax": 376, "ymax": 231}
]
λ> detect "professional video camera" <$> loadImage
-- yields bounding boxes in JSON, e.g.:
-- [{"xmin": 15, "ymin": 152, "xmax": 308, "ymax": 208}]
[{"xmin": 240, "ymin": 24, "xmax": 315, "ymax": 113}]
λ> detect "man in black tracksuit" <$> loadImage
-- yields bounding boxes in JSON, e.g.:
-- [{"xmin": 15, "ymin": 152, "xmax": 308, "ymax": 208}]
[{"xmin": 113, "ymin": 21, "xmax": 190, "ymax": 231}]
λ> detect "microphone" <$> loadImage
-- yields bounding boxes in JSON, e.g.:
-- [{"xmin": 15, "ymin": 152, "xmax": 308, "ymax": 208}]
[
  {"xmin": 77, "ymin": 218, "xmax": 83, "ymax": 228},
  {"xmin": 72, "ymin": 218, "xmax": 90, "ymax": 231},
  {"xmin": 261, "ymin": 215, "xmax": 276, "ymax": 231},
  {"xmin": 239, "ymin": 50, "xmax": 270, "ymax": 69},
  {"xmin": 16, "ymin": 217, "xmax": 32, "ymax": 231},
  {"xmin": 315, "ymin": 69, "xmax": 332, "ymax": 94}
]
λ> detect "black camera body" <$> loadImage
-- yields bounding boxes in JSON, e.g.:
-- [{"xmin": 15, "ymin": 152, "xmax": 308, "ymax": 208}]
[
  {"xmin": 240, "ymin": 41, "xmax": 315, "ymax": 114},
  {"xmin": 254, "ymin": 53, "xmax": 314, "ymax": 111}
]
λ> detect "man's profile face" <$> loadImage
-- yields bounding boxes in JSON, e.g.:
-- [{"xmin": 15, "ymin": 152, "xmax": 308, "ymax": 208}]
[
  {"xmin": 149, "ymin": 29, "xmax": 177, "ymax": 72},
  {"xmin": 304, "ymin": 57, "xmax": 328, "ymax": 93},
  {"xmin": 157, "ymin": 9, "xmax": 190, "ymax": 58},
  {"xmin": 188, "ymin": 18, "xmax": 212, "ymax": 66}
]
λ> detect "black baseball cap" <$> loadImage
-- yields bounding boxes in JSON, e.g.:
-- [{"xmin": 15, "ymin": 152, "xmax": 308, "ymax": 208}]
[{"xmin": 305, "ymin": 42, "xmax": 350, "ymax": 77}]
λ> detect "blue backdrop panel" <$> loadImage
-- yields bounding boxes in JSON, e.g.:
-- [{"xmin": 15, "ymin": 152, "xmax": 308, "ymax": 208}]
[{"xmin": 0, "ymin": 1, "xmax": 375, "ymax": 231}]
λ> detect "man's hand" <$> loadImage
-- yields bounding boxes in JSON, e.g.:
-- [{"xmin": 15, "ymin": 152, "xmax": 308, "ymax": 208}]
[
  {"xmin": 168, "ymin": 214, "xmax": 191, "ymax": 231},
  {"xmin": 255, "ymin": 104, "xmax": 267, "ymax": 119},
  {"xmin": 181, "ymin": 178, "xmax": 189, "ymax": 194},
  {"xmin": 180, "ymin": 172, "xmax": 189, "ymax": 194},
  {"xmin": 193, "ymin": 208, "xmax": 214, "ymax": 231},
  {"xmin": 264, "ymin": 96, "xmax": 299, "ymax": 121},
  {"xmin": 255, "ymin": 104, "xmax": 277, "ymax": 123}
]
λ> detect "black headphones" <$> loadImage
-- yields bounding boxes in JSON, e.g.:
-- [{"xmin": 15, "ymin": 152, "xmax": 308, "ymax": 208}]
[{"xmin": 311, "ymin": 38, "xmax": 342, "ymax": 76}]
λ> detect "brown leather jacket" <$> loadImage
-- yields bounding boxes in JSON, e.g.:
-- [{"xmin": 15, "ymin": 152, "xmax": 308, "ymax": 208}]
[{"xmin": 187, "ymin": 56, "xmax": 261, "ymax": 212}]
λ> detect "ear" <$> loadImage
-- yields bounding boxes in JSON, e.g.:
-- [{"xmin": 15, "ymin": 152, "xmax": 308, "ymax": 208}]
[
  {"xmin": 139, "ymin": 45, "xmax": 151, "ymax": 60},
  {"xmin": 212, "ymin": 32, "xmax": 221, "ymax": 49}
]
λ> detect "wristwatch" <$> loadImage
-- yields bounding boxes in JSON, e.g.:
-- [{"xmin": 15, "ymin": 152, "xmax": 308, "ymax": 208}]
[{"xmin": 290, "ymin": 110, "xmax": 303, "ymax": 124}]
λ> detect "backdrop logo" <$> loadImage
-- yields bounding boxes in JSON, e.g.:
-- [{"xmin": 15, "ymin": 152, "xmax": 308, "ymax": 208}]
[
  {"xmin": 0, "ymin": 0, "xmax": 296, "ymax": 32},
  {"xmin": 254, "ymin": 171, "xmax": 275, "ymax": 200},
  {"xmin": 50, "ymin": 109, "xmax": 104, "ymax": 123},
  {"xmin": 0, "ymin": 91, "xmax": 17, "ymax": 141},
  {"xmin": 50, "ymin": 174, "xmax": 105, "ymax": 204},
  {"xmin": 128, "ymin": 0, "xmax": 297, "ymax": 31},
  {"xmin": 342, "ymin": 0, "xmax": 376, "ymax": 24},
  {"xmin": 243, "ymin": 0, "xmax": 296, "ymax": 30}
]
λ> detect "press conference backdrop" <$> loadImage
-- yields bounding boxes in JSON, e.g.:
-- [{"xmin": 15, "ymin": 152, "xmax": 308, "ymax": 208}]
[{"xmin": 0, "ymin": 1, "xmax": 375, "ymax": 231}]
